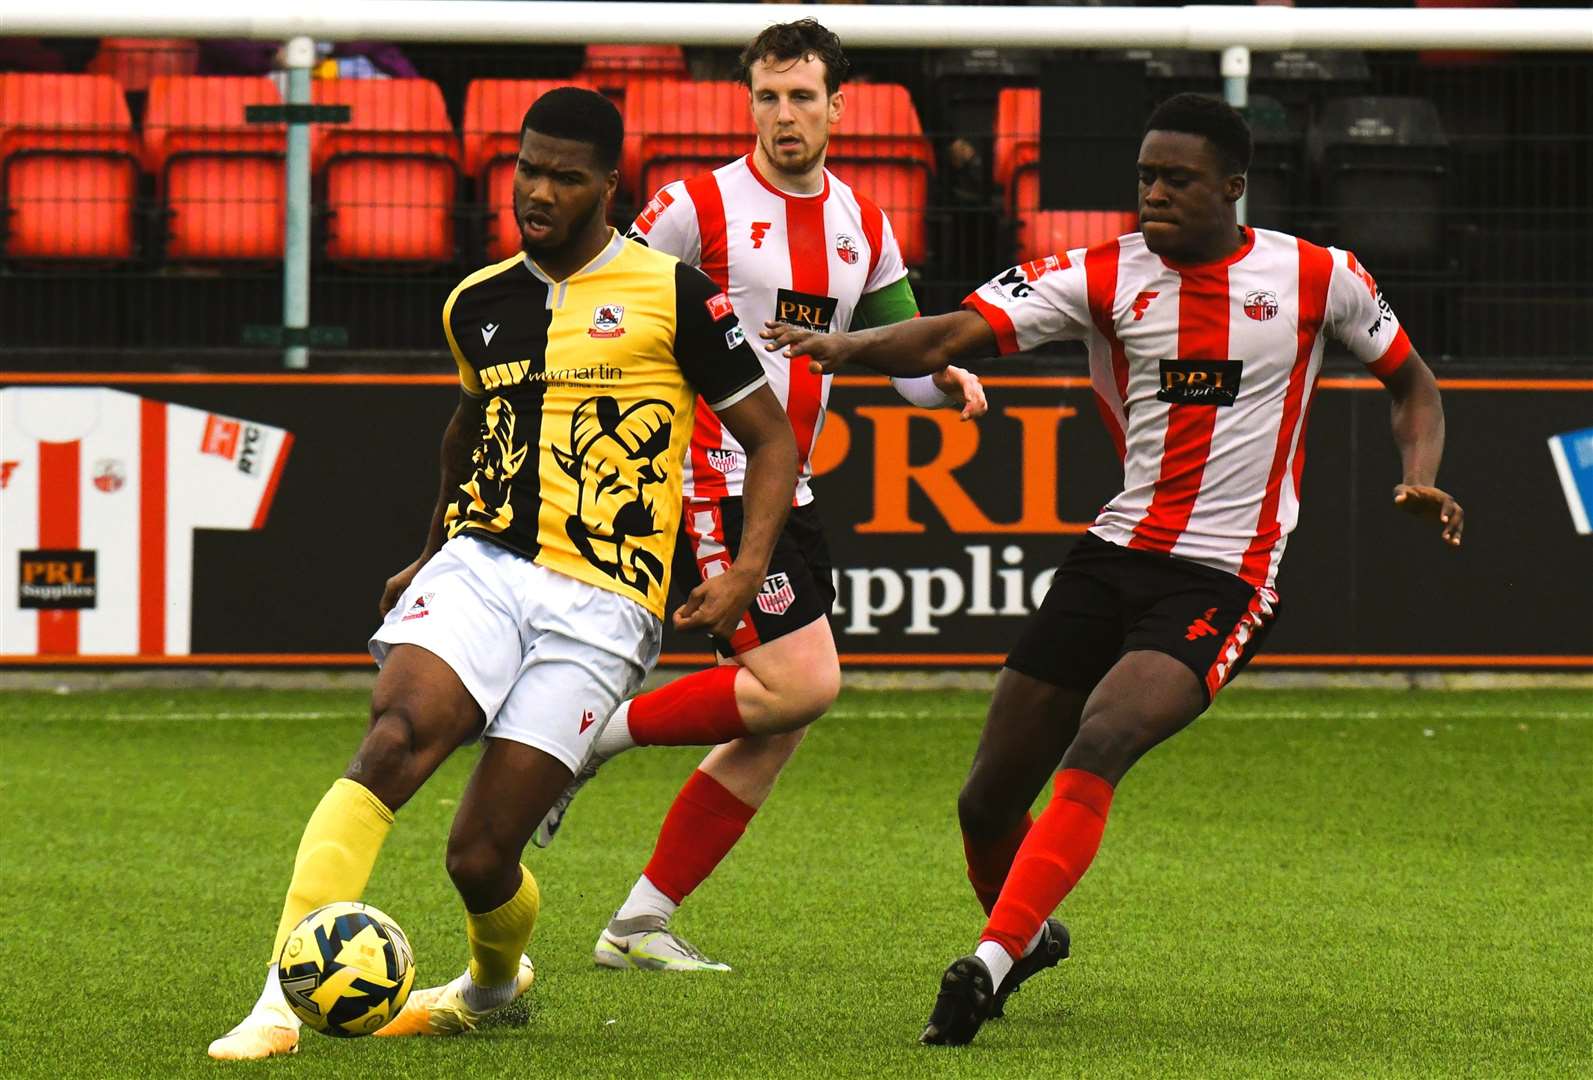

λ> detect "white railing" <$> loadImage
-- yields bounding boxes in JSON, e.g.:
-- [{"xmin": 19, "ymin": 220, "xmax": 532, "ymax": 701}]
[{"xmin": 0, "ymin": 2, "xmax": 1590, "ymax": 50}]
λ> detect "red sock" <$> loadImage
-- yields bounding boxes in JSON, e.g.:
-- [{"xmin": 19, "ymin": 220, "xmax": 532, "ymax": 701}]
[
  {"xmin": 963, "ymin": 813, "xmax": 1033, "ymax": 915},
  {"xmin": 980, "ymin": 768, "xmax": 1115, "ymax": 958},
  {"xmin": 627, "ymin": 665, "xmax": 747, "ymax": 746},
  {"xmin": 642, "ymin": 769, "xmax": 757, "ymax": 903}
]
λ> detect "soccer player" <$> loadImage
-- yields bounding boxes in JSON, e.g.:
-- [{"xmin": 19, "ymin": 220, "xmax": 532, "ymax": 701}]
[
  {"xmin": 206, "ymin": 87, "xmax": 798, "ymax": 1060},
  {"xmin": 764, "ymin": 93, "xmax": 1464, "ymax": 1045},
  {"xmin": 529, "ymin": 18, "xmax": 987, "ymax": 973}
]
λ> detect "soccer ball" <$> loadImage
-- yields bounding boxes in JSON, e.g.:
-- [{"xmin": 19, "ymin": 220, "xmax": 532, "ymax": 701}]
[{"xmin": 277, "ymin": 901, "xmax": 415, "ymax": 1037}]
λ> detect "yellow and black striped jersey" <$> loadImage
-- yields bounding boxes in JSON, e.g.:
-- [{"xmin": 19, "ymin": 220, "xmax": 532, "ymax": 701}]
[{"xmin": 440, "ymin": 229, "xmax": 767, "ymax": 619}]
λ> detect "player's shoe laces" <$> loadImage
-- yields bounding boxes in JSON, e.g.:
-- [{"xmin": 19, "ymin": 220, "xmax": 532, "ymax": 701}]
[
  {"xmin": 206, "ymin": 1006, "xmax": 300, "ymax": 1061},
  {"xmin": 920, "ymin": 955, "xmax": 995, "ymax": 1047},
  {"xmin": 990, "ymin": 917, "xmax": 1070, "ymax": 1019},
  {"xmin": 532, "ymin": 748, "xmax": 609, "ymax": 848},
  {"xmin": 373, "ymin": 954, "xmax": 534, "ymax": 1037},
  {"xmin": 593, "ymin": 914, "xmax": 732, "ymax": 972}
]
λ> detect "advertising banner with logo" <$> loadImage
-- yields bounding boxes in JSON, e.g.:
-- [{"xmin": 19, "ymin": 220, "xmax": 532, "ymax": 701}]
[{"xmin": 1, "ymin": 373, "xmax": 1588, "ymax": 668}]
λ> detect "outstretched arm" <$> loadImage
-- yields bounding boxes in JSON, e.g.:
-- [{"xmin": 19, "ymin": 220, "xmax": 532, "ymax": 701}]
[
  {"xmin": 854, "ymin": 278, "xmax": 988, "ymax": 420},
  {"xmin": 380, "ymin": 391, "xmax": 481, "ymax": 615},
  {"xmin": 1381, "ymin": 350, "xmax": 1463, "ymax": 547},
  {"xmin": 762, "ymin": 308, "xmax": 998, "ymax": 379}
]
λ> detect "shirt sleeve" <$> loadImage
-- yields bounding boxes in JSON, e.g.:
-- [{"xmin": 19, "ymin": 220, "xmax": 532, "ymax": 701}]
[
  {"xmin": 960, "ymin": 251, "xmax": 1092, "ymax": 355},
  {"xmin": 173, "ymin": 404, "xmax": 295, "ymax": 529},
  {"xmin": 1326, "ymin": 248, "xmax": 1412, "ymax": 379},
  {"xmin": 672, "ymin": 261, "xmax": 769, "ymax": 412},
  {"xmin": 441, "ymin": 276, "xmax": 485, "ymax": 397},
  {"xmin": 862, "ymin": 208, "xmax": 909, "ymax": 296},
  {"xmin": 627, "ymin": 181, "xmax": 700, "ymax": 265}
]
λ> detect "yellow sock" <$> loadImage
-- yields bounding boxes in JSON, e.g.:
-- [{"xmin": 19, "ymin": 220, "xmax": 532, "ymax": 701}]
[
  {"xmin": 466, "ymin": 865, "xmax": 541, "ymax": 987},
  {"xmin": 269, "ymin": 778, "xmax": 395, "ymax": 963}
]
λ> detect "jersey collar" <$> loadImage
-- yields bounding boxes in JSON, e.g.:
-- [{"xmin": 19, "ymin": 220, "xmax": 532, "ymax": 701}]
[
  {"xmin": 745, "ymin": 154, "xmax": 830, "ymax": 204},
  {"xmin": 1157, "ymin": 226, "xmax": 1256, "ymax": 273},
  {"xmin": 522, "ymin": 227, "xmax": 626, "ymax": 284}
]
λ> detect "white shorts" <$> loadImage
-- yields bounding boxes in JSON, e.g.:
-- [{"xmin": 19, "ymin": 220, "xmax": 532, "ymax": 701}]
[{"xmin": 369, "ymin": 535, "xmax": 662, "ymax": 773}]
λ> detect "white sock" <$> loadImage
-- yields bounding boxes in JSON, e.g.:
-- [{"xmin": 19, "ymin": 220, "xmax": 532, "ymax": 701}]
[
  {"xmin": 614, "ymin": 874, "xmax": 678, "ymax": 924},
  {"xmin": 459, "ymin": 968, "xmax": 517, "ymax": 1013},
  {"xmin": 975, "ymin": 940, "xmax": 1016, "ymax": 992},
  {"xmin": 1022, "ymin": 924, "xmax": 1046, "ymax": 957},
  {"xmin": 249, "ymin": 964, "xmax": 299, "ymax": 1028},
  {"xmin": 593, "ymin": 699, "xmax": 637, "ymax": 759}
]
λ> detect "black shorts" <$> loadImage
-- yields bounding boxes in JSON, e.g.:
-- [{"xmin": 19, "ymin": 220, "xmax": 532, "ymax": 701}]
[
  {"xmin": 671, "ymin": 497, "xmax": 836, "ymax": 658},
  {"xmin": 1006, "ymin": 533, "xmax": 1280, "ymax": 703}
]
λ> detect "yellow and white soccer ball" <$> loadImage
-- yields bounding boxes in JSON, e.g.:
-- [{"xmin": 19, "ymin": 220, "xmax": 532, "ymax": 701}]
[{"xmin": 278, "ymin": 901, "xmax": 415, "ymax": 1037}]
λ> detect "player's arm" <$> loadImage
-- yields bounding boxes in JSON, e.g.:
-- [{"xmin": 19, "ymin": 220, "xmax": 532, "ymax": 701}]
[
  {"xmin": 762, "ymin": 307, "xmax": 997, "ymax": 379},
  {"xmin": 1381, "ymin": 349, "xmax": 1463, "ymax": 546},
  {"xmin": 380, "ymin": 390, "xmax": 482, "ymax": 616},
  {"xmin": 855, "ymin": 278, "xmax": 987, "ymax": 420},
  {"xmin": 671, "ymin": 263, "xmax": 798, "ymax": 637}
]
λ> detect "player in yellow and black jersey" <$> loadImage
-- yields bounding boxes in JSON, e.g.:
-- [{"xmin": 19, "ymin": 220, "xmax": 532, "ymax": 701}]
[
  {"xmin": 438, "ymin": 221, "xmax": 768, "ymax": 620},
  {"xmin": 207, "ymin": 88, "xmax": 797, "ymax": 1061}
]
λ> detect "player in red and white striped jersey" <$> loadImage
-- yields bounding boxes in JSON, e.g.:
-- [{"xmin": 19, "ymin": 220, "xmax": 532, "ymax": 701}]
[
  {"xmin": 532, "ymin": 20, "xmax": 987, "ymax": 972},
  {"xmin": 766, "ymin": 93, "xmax": 1464, "ymax": 1045}
]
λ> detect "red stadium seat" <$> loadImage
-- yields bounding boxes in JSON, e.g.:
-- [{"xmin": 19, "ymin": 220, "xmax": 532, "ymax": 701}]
[
  {"xmin": 622, "ymin": 79, "xmax": 751, "ymax": 203},
  {"xmin": 311, "ymin": 78, "xmax": 459, "ymax": 263},
  {"xmin": 144, "ymin": 76, "xmax": 285, "ymax": 260},
  {"xmin": 0, "ymin": 74, "xmax": 140, "ymax": 260},
  {"xmin": 581, "ymin": 44, "xmax": 688, "ymax": 79},
  {"xmin": 995, "ymin": 87, "xmax": 1135, "ymax": 261},
  {"xmin": 463, "ymin": 78, "xmax": 599, "ymax": 261},
  {"xmin": 87, "ymin": 38, "xmax": 198, "ymax": 95},
  {"xmin": 826, "ymin": 83, "xmax": 935, "ymax": 267}
]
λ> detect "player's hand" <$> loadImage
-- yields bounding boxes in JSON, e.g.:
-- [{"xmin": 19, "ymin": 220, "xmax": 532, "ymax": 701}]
[
  {"xmin": 933, "ymin": 365, "xmax": 988, "ymax": 420},
  {"xmin": 1393, "ymin": 484, "xmax": 1464, "ymax": 547},
  {"xmin": 379, "ymin": 556, "xmax": 428, "ymax": 617},
  {"xmin": 761, "ymin": 321, "xmax": 854, "ymax": 374},
  {"xmin": 673, "ymin": 564, "xmax": 761, "ymax": 639}
]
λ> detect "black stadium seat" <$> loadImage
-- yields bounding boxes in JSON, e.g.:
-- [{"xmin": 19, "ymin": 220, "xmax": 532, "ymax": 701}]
[{"xmin": 1313, "ymin": 96, "xmax": 1449, "ymax": 267}]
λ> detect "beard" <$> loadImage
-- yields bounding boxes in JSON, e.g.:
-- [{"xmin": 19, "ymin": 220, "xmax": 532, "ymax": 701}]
[
  {"xmin": 761, "ymin": 132, "xmax": 827, "ymax": 178},
  {"xmin": 518, "ymin": 194, "xmax": 604, "ymax": 258}
]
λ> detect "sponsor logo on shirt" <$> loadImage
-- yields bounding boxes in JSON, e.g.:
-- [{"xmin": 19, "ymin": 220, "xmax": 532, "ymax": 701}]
[
  {"xmin": 725, "ymin": 325, "xmax": 746, "ymax": 350},
  {"xmin": 706, "ymin": 292, "xmax": 735, "ymax": 321},
  {"xmin": 401, "ymin": 592, "xmax": 435, "ymax": 622},
  {"xmin": 755, "ymin": 571, "xmax": 796, "ymax": 615},
  {"xmin": 201, "ymin": 414, "xmax": 242, "ymax": 459},
  {"xmin": 635, "ymin": 189, "xmax": 674, "ymax": 234},
  {"xmin": 750, "ymin": 221, "xmax": 773, "ymax": 249},
  {"xmin": 589, "ymin": 305, "xmax": 626, "ymax": 339},
  {"xmin": 836, "ymin": 233, "xmax": 859, "ymax": 265},
  {"xmin": 0, "ymin": 461, "xmax": 18, "ymax": 489},
  {"xmin": 774, "ymin": 288, "xmax": 838, "ymax": 334},
  {"xmin": 1021, "ymin": 253, "xmax": 1067, "ymax": 282},
  {"xmin": 1157, "ymin": 359, "xmax": 1245, "ymax": 407},
  {"xmin": 93, "ymin": 459, "xmax": 126, "ymax": 494},
  {"xmin": 18, "ymin": 549, "xmax": 97, "ymax": 609},
  {"xmin": 1131, "ymin": 291, "xmax": 1160, "ymax": 321}
]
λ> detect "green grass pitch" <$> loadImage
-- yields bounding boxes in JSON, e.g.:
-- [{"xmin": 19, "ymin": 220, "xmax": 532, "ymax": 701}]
[{"xmin": 1, "ymin": 687, "xmax": 1589, "ymax": 1079}]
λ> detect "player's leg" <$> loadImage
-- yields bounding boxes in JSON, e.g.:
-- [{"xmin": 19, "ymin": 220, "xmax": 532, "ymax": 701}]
[
  {"xmin": 210, "ymin": 537, "xmax": 518, "ymax": 1060},
  {"xmin": 596, "ymin": 617, "xmax": 836, "ymax": 970},
  {"xmin": 375, "ymin": 737, "xmax": 568, "ymax": 1036}
]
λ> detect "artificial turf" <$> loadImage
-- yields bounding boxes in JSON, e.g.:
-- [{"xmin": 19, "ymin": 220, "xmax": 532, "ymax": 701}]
[{"xmin": 0, "ymin": 687, "xmax": 1588, "ymax": 1079}]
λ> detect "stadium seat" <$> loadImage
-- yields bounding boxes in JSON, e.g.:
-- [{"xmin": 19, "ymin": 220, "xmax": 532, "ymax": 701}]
[
  {"xmin": 994, "ymin": 88, "xmax": 1135, "ymax": 262},
  {"xmin": 826, "ymin": 83, "xmax": 935, "ymax": 267},
  {"xmin": 1242, "ymin": 94, "xmax": 1299, "ymax": 233},
  {"xmin": 581, "ymin": 44, "xmax": 689, "ymax": 79},
  {"xmin": 144, "ymin": 76, "xmax": 285, "ymax": 260},
  {"xmin": 86, "ymin": 38, "xmax": 199, "ymax": 96},
  {"xmin": 0, "ymin": 73, "xmax": 140, "ymax": 260},
  {"xmin": 311, "ymin": 78, "xmax": 459, "ymax": 263},
  {"xmin": 463, "ymin": 78, "xmax": 601, "ymax": 261},
  {"xmin": 622, "ymin": 79, "xmax": 750, "ymax": 203},
  {"xmin": 1313, "ymin": 96, "xmax": 1448, "ymax": 267}
]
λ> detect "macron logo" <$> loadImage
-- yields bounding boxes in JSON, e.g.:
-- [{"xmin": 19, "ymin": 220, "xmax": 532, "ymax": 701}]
[{"xmin": 481, "ymin": 322, "xmax": 500, "ymax": 347}]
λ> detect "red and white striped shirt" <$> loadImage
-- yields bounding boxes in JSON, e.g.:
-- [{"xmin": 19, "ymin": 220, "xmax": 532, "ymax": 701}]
[
  {"xmin": 964, "ymin": 228, "xmax": 1412, "ymax": 590},
  {"xmin": 628, "ymin": 154, "xmax": 908, "ymax": 504},
  {"xmin": 1, "ymin": 387, "xmax": 293, "ymax": 656}
]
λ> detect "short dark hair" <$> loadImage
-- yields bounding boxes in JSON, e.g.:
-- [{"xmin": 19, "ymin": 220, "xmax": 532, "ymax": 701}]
[
  {"xmin": 521, "ymin": 86, "xmax": 623, "ymax": 171},
  {"xmin": 738, "ymin": 18, "xmax": 851, "ymax": 96},
  {"xmin": 1143, "ymin": 93, "xmax": 1253, "ymax": 175}
]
